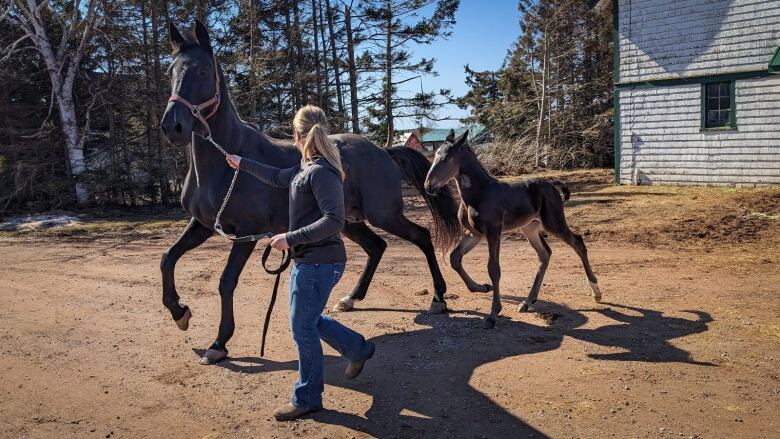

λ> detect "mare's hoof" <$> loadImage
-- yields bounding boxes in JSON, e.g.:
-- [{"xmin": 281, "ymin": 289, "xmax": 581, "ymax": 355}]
[
  {"xmin": 200, "ymin": 348, "xmax": 227, "ymax": 365},
  {"xmin": 428, "ymin": 301, "xmax": 447, "ymax": 314},
  {"xmin": 518, "ymin": 301, "xmax": 534, "ymax": 313},
  {"xmin": 175, "ymin": 307, "xmax": 192, "ymax": 331},
  {"xmin": 483, "ymin": 317, "xmax": 497, "ymax": 329},
  {"xmin": 333, "ymin": 296, "xmax": 357, "ymax": 312},
  {"xmin": 589, "ymin": 282, "xmax": 603, "ymax": 303}
]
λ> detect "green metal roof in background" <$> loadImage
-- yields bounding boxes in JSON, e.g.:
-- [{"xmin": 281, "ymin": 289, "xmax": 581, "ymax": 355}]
[
  {"xmin": 420, "ymin": 125, "xmax": 486, "ymax": 143},
  {"xmin": 770, "ymin": 47, "xmax": 780, "ymax": 72}
]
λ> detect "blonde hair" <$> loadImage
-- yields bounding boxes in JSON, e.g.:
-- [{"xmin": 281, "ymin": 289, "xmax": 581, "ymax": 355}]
[{"xmin": 293, "ymin": 105, "xmax": 345, "ymax": 179}]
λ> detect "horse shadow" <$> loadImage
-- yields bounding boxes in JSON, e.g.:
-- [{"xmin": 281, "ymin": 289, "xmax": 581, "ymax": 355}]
[
  {"xmin": 200, "ymin": 301, "xmax": 713, "ymax": 438},
  {"xmin": 563, "ymin": 302, "xmax": 714, "ymax": 364}
]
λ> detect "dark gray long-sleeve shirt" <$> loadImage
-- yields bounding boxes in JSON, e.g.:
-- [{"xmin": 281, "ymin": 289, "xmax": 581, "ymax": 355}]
[{"xmin": 239, "ymin": 156, "xmax": 347, "ymax": 264}]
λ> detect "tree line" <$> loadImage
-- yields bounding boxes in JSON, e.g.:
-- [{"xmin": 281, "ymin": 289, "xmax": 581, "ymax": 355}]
[
  {"xmin": 0, "ymin": 0, "xmax": 612, "ymax": 212},
  {"xmin": 460, "ymin": 0, "xmax": 613, "ymax": 174},
  {"xmin": 0, "ymin": 0, "xmax": 458, "ymax": 209}
]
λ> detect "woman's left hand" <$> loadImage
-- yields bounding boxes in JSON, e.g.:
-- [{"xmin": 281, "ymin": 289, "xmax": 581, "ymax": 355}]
[
  {"xmin": 269, "ymin": 234, "xmax": 290, "ymax": 251},
  {"xmin": 226, "ymin": 154, "xmax": 242, "ymax": 169}
]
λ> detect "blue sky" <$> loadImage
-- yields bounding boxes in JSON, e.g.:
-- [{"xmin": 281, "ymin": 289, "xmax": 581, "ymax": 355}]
[{"xmin": 394, "ymin": 0, "xmax": 521, "ymax": 129}]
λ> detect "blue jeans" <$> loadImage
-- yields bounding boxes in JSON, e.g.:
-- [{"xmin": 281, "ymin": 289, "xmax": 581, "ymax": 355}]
[{"xmin": 289, "ymin": 262, "xmax": 372, "ymax": 410}]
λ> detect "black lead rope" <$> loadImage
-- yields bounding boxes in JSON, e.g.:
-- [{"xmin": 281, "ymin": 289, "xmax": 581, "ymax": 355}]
[{"xmin": 259, "ymin": 243, "xmax": 292, "ymax": 357}]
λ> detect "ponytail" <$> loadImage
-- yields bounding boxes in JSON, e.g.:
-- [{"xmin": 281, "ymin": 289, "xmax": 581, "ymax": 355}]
[{"xmin": 294, "ymin": 105, "xmax": 345, "ymax": 179}]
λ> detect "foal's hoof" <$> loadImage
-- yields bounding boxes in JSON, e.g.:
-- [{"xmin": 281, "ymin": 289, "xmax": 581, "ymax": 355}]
[
  {"xmin": 428, "ymin": 301, "xmax": 447, "ymax": 314},
  {"xmin": 589, "ymin": 282, "xmax": 603, "ymax": 303},
  {"xmin": 483, "ymin": 317, "xmax": 497, "ymax": 329},
  {"xmin": 333, "ymin": 296, "xmax": 357, "ymax": 312},
  {"xmin": 199, "ymin": 348, "xmax": 227, "ymax": 365},
  {"xmin": 518, "ymin": 301, "xmax": 534, "ymax": 313},
  {"xmin": 175, "ymin": 307, "xmax": 192, "ymax": 331}
]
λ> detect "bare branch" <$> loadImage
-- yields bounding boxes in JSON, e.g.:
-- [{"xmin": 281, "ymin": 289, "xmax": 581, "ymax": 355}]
[{"xmin": 0, "ymin": 33, "xmax": 31, "ymax": 63}]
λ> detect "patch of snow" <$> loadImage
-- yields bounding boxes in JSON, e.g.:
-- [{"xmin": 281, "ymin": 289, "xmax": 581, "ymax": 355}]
[{"xmin": 0, "ymin": 213, "xmax": 84, "ymax": 232}]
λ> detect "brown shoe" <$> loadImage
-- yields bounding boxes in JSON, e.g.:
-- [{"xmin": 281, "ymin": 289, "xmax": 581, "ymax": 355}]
[
  {"xmin": 345, "ymin": 341, "xmax": 375, "ymax": 380},
  {"xmin": 273, "ymin": 403, "xmax": 322, "ymax": 421}
]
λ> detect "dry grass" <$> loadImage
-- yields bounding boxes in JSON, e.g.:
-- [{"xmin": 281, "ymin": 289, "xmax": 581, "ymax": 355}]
[
  {"xmin": 3, "ymin": 169, "xmax": 779, "ymax": 256},
  {"xmin": 501, "ymin": 169, "xmax": 780, "ymax": 252}
]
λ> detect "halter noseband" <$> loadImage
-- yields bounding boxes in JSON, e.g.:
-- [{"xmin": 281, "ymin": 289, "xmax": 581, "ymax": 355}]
[{"xmin": 167, "ymin": 53, "xmax": 221, "ymax": 138}]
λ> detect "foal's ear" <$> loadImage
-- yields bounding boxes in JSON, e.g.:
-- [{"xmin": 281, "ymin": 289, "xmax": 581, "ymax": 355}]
[
  {"xmin": 194, "ymin": 19, "xmax": 212, "ymax": 52},
  {"xmin": 456, "ymin": 130, "xmax": 469, "ymax": 146},
  {"xmin": 445, "ymin": 129, "xmax": 455, "ymax": 143},
  {"xmin": 169, "ymin": 22, "xmax": 185, "ymax": 51}
]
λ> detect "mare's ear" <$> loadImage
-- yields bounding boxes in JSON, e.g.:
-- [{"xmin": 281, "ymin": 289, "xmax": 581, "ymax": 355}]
[
  {"xmin": 445, "ymin": 129, "xmax": 455, "ymax": 143},
  {"xmin": 194, "ymin": 19, "xmax": 212, "ymax": 52},
  {"xmin": 169, "ymin": 22, "xmax": 185, "ymax": 51}
]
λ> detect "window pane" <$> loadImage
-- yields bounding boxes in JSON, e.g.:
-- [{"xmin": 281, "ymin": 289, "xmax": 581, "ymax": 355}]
[
  {"xmin": 720, "ymin": 96, "xmax": 730, "ymax": 110},
  {"xmin": 704, "ymin": 81, "xmax": 734, "ymax": 128},
  {"xmin": 707, "ymin": 110, "xmax": 718, "ymax": 126}
]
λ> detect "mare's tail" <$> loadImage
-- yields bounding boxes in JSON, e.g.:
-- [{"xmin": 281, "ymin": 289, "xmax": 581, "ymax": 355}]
[{"xmin": 386, "ymin": 146, "xmax": 461, "ymax": 252}]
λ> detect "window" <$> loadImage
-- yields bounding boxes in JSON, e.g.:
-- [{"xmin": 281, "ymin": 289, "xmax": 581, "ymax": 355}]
[{"xmin": 701, "ymin": 81, "xmax": 736, "ymax": 130}]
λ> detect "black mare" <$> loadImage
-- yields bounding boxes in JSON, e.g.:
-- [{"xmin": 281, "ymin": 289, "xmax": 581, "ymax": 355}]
[
  {"xmin": 159, "ymin": 21, "xmax": 459, "ymax": 363},
  {"xmin": 424, "ymin": 131, "xmax": 602, "ymax": 328}
]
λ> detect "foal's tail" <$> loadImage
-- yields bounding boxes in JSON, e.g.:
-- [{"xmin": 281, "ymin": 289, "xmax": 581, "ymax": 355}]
[
  {"xmin": 551, "ymin": 180, "xmax": 571, "ymax": 202},
  {"xmin": 387, "ymin": 146, "xmax": 461, "ymax": 252}
]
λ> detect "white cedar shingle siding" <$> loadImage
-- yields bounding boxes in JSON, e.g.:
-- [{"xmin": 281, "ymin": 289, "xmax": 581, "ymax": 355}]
[
  {"xmin": 618, "ymin": 76, "xmax": 780, "ymax": 186},
  {"xmin": 618, "ymin": 0, "xmax": 780, "ymax": 83}
]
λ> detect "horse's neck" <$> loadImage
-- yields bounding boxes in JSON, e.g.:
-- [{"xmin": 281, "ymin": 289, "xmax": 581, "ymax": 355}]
[
  {"xmin": 187, "ymin": 66, "xmax": 299, "ymax": 189},
  {"xmin": 456, "ymin": 152, "xmax": 493, "ymax": 206}
]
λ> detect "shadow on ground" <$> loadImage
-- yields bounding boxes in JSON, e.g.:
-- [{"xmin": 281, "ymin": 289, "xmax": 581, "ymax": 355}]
[{"xmin": 199, "ymin": 301, "xmax": 713, "ymax": 438}]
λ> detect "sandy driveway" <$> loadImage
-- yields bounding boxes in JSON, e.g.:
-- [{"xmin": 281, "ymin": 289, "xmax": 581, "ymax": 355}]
[{"xmin": 0, "ymin": 231, "xmax": 778, "ymax": 438}]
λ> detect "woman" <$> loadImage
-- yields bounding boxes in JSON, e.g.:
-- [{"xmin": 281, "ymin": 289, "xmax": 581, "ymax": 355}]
[{"xmin": 225, "ymin": 105, "xmax": 375, "ymax": 421}]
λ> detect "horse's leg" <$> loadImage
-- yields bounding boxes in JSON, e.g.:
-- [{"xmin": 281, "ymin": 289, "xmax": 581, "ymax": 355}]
[
  {"xmin": 484, "ymin": 225, "xmax": 503, "ymax": 329},
  {"xmin": 200, "ymin": 240, "xmax": 258, "ymax": 365},
  {"xmin": 161, "ymin": 218, "xmax": 213, "ymax": 330},
  {"xmin": 541, "ymin": 206, "xmax": 601, "ymax": 302},
  {"xmin": 333, "ymin": 221, "xmax": 387, "ymax": 312},
  {"xmin": 518, "ymin": 221, "xmax": 551, "ymax": 312},
  {"xmin": 374, "ymin": 215, "xmax": 449, "ymax": 314},
  {"xmin": 450, "ymin": 233, "xmax": 491, "ymax": 293}
]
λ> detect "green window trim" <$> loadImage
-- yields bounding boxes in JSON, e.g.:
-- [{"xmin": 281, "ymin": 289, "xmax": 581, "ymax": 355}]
[
  {"xmin": 770, "ymin": 47, "xmax": 780, "ymax": 72},
  {"xmin": 700, "ymin": 80, "xmax": 737, "ymax": 131}
]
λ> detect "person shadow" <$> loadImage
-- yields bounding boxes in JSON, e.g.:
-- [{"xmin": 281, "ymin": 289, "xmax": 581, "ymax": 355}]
[{"xmin": 198, "ymin": 301, "xmax": 713, "ymax": 438}]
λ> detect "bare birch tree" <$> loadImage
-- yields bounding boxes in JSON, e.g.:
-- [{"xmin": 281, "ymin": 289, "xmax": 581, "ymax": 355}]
[{"xmin": 1, "ymin": 0, "xmax": 101, "ymax": 205}]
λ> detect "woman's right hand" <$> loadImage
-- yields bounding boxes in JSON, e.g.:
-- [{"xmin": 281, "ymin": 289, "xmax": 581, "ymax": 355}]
[{"xmin": 226, "ymin": 154, "xmax": 242, "ymax": 169}]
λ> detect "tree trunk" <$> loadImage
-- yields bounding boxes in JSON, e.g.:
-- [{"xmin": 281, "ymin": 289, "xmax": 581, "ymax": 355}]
[
  {"xmin": 293, "ymin": 1, "xmax": 307, "ymax": 104},
  {"xmin": 248, "ymin": 0, "xmax": 258, "ymax": 120},
  {"xmin": 535, "ymin": 39, "xmax": 547, "ymax": 168},
  {"xmin": 317, "ymin": 0, "xmax": 330, "ymax": 114},
  {"xmin": 15, "ymin": 0, "xmax": 100, "ymax": 205},
  {"xmin": 325, "ymin": 0, "xmax": 345, "ymax": 128},
  {"xmin": 152, "ymin": 0, "xmax": 170, "ymax": 203},
  {"xmin": 384, "ymin": 1, "xmax": 394, "ymax": 148},
  {"xmin": 344, "ymin": 5, "xmax": 360, "ymax": 133},
  {"xmin": 311, "ymin": 0, "xmax": 323, "ymax": 107},
  {"xmin": 285, "ymin": 5, "xmax": 299, "ymax": 109},
  {"xmin": 141, "ymin": 1, "xmax": 157, "ymax": 203}
]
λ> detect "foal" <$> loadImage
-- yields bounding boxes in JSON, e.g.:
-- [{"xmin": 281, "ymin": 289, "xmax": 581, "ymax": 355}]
[{"xmin": 424, "ymin": 131, "xmax": 602, "ymax": 328}]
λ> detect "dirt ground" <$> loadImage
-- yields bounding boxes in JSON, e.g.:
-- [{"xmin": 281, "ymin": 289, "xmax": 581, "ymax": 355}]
[{"xmin": 1, "ymin": 170, "xmax": 779, "ymax": 439}]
